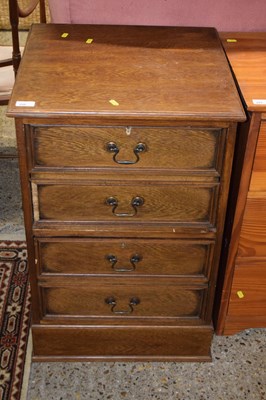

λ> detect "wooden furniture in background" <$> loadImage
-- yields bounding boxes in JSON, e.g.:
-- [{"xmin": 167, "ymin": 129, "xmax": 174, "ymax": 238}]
[
  {"xmin": 215, "ymin": 32, "xmax": 266, "ymax": 335},
  {"xmin": 7, "ymin": 24, "xmax": 244, "ymax": 361},
  {"xmin": 0, "ymin": 0, "xmax": 46, "ymax": 158},
  {"xmin": 0, "ymin": 0, "xmax": 46, "ymax": 106}
]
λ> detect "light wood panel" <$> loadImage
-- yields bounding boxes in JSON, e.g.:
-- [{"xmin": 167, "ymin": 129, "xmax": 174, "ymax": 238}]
[{"xmin": 215, "ymin": 33, "xmax": 266, "ymax": 335}]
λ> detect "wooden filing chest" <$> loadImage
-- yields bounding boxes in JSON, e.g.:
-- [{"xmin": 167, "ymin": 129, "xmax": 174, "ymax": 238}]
[
  {"xmin": 7, "ymin": 24, "xmax": 245, "ymax": 361},
  {"xmin": 215, "ymin": 33, "xmax": 266, "ymax": 335}
]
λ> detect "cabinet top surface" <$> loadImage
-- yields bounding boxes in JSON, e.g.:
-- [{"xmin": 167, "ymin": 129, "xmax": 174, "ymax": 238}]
[
  {"xmin": 220, "ymin": 32, "xmax": 266, "ymax": 113},
  {"xmin": 8, "ymin": 24, "xmax": 245, "ymax": 121}
]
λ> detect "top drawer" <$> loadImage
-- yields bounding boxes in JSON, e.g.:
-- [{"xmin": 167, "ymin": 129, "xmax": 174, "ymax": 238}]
[{"xmin": 28, "ymin": 125, "xmax": 225, "ymax": 172}]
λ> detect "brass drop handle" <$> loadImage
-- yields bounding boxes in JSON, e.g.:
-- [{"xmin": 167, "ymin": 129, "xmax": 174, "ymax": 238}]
[
  {"xmin": 106, "ymin": 196, "xmax": 144, "ymax": 217},
  {"xmin": 105, "ymin": 296, "xmax": 140, "ymax": 314},
  {"xmin": 106, "ymin": 142, "xmax": 146, "ymax": 164},
  {"xmin": 106, "ymin": 254, "xmax": 142, "ymax": 272}
]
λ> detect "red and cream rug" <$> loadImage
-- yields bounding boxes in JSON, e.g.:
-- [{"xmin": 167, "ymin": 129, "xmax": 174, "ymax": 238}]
[{"xmin": 0, "ymin": 241, "xmax": 30, "ymax": 400}]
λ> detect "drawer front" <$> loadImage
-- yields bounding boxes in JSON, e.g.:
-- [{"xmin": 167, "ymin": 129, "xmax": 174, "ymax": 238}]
[
  {"xmin": 33, "ymin": 182, "xmax": 218, "ymax": 225},
  {"xmin": 238, "ymin": 195, "xmax": 266, "ymax": 257},
  {"xmin": 227, "ymin": 264, "xmax": 266, "ymax": 317},
  {"xmin": 250, "ymin": 121, "xmax": 266, "ymax": 191},
  {"xmin": 30, "ymin": 125, "xmax": 224, "ymax": 172},
  {"xmin": 36, "ymin": 238, "xmax": 214, "ymax": 278},
  {"xmin": 40, "ymin": 280, "xmax": 207, "ymax": 320}
]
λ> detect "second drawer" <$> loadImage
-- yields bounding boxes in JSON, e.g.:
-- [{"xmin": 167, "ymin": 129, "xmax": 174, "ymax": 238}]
[{"xmin": 32, "ymin": 182, "xmax": 218, "ymax": 226}]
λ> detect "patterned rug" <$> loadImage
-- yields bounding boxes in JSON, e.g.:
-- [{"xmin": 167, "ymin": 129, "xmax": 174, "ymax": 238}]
[{"xmin": 0, "ymin": 242, "xmax": 30, "ymax": 400}]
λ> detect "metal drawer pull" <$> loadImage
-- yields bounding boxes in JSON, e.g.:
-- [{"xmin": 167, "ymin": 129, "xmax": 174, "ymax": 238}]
[
  {"xmin": 106, "ymin": 254, "xmax": 142, "ymax": 272},
  {"xmin": 106, "ymin": 196, "xmax": 144, "ymax": 217},
  {"xmin": 105, "ymin": 296, "xmax": 140, "ymax": 314},
  {"xmin": 106, "ymin": 142, "xmax": 146, "ymax": 164}
]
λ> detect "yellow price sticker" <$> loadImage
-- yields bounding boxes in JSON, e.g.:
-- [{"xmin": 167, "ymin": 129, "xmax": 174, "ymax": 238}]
[
  {"xmin": 226, "ymin": 39, "xmax": 237, "ymax": 43},
  {"xmin": 86, "ymin": 38, "xmax": 93, "ymax": 44},
  {"xmin": 61, "ymin": 33, "xmax": 69, "ymax": 38},
  {"xmin": 237, "ymin": 291, "xmax": 244, "ymax": 299},
  {"xmin": 109, "ymin": 99, "xmax": 120, "ymax": 106}
]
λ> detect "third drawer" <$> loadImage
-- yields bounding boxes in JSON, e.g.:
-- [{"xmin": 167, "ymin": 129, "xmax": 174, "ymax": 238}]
[{"xmin": 35, "ymin": 238, "xmax": 214, "ymax": 279}]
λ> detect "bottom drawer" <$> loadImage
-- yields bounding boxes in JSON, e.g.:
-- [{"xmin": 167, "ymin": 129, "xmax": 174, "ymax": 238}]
[
  {"xmin": 39, "ymin": 280, "xmax": 207, "ymax": 321},
  {"xmin": 32, "ymin": 324, "xmax": 213, "ymax": 362}
]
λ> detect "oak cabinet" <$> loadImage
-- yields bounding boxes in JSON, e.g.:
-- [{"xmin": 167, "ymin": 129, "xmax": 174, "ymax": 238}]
[{"xmin": 7, "ymin": 24, "xmax": 244, "ymax": 361}]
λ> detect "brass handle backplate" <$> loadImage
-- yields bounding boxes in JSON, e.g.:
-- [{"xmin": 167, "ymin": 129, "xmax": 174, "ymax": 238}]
[
  {"xmin": 105, "ymin": 254, "xmax": 142, "ymax": 272},
  {"xmin": 106, "ymin": 142, "xmax": 146, "ymax": 164},
  {"xmin": 105, "ymin": 296, "xmax": 140, "ymax": 314},
  {"xmin": 106, "ymin": 196, "xmax": 144, "ymax": 217}
]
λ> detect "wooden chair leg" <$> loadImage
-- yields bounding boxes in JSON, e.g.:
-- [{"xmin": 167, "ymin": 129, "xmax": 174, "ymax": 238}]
[{"xmin": 9, "ymin": 0, "xmax": 21, "ymax": 76}]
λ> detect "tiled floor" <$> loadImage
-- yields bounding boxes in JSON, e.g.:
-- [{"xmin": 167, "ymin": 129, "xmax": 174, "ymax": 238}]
[
  {"xmin": 0, "ymin": 154, "xmax": 25, "ymax": 239},
  {"xmin": 1, "ymin": 30, "xmax": 265, "ymax": 400},
  {"xmin": 0, "ymin": 30, "xmax": 27, "ymax": 240},
  {"xmin": 26, "ymin": 329, "xmax": 266, "ymax": 400}
]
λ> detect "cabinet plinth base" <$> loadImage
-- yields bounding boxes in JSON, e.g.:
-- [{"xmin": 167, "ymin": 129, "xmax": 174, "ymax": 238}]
[{"xmin": 31, "ymin": 325, "xmax": 213, "ymax": 362}]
